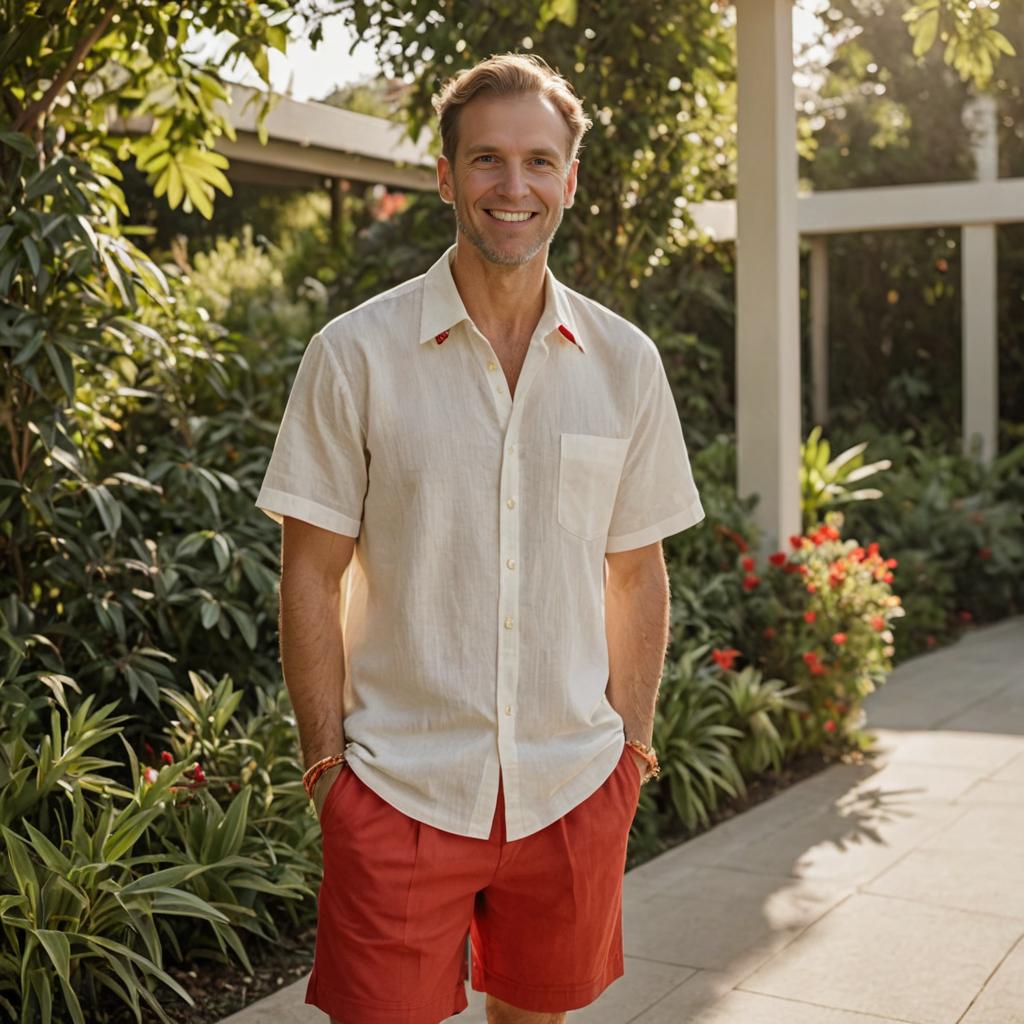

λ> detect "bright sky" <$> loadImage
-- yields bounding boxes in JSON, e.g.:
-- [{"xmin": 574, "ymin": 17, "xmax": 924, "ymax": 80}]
[{"xmin": 188, "ymin": 1, "xmax": 835, "ymax": 104}]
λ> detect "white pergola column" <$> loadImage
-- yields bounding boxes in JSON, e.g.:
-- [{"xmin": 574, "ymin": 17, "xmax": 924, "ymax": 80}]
[
  {"xmin": 961, "ymin": 94, "xmax": 999, "ymax": 464},
  {"xmin": 735, "ymin": 0, "xmax": 802, "ymax": 552},
  {"xmin": 809, "ymin": 235, "xmax": 829, "ymax": 428}
]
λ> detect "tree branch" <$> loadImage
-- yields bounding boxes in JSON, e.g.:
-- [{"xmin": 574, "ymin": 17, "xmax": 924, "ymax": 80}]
[{"xmin": 12, "ymin": 2, "xmax": 119, "ymax": 135}]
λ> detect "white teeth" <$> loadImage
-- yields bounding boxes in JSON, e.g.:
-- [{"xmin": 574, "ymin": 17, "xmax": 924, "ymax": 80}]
[{"xmin": 489, "ymin": 210, "xmax": 533, "ymax": 222}]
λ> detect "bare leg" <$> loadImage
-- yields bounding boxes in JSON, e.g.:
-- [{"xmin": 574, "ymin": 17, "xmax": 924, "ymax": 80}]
[{"xmin": 485, "ymin": 993, "xmax": 568, "ymax": 1024}]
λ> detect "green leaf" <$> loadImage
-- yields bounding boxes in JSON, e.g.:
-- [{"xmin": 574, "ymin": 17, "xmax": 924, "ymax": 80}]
[
  {"xmin": 22, "ymin": 236, "xmax": 40, "ymax": 277},
  {"xmin": 151, "ymin": 888, "xmax": 230, "ymax": 923},
  {"xmin": 33, "ymin": 929, "xmax": 70, "ymax": 981},
  {"xmin": 0, "ymin": 130, "xmax": 36, "ymax": 159},
  {"xmin": 912, "ymin": 9, "xmax": 940, "ymax": 57},
  {"xmin": 120, "ymin": 863, "xmax": 213, "ymax": 896}
]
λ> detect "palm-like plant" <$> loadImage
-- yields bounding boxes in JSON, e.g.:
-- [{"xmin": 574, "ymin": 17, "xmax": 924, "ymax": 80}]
[{"xmin": 801, "ymin": 425, "xmax": 892, "ymax": 532}]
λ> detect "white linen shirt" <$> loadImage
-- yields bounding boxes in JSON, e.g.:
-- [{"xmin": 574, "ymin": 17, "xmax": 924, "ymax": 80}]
[{"xmin": 255, "ymin": 244, "xmax": 705, "ymax": 840}]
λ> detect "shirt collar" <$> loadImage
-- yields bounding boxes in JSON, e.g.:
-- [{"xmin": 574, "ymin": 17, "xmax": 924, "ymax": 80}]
[{"xmin": 419, "ymin": 244, "xmax": 585, "ymax": 353}]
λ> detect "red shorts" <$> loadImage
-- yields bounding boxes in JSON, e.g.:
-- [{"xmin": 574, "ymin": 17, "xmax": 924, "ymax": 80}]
[{"xmin": 306, "ymin": 743, "xmax": 642, "ymax": 1024}]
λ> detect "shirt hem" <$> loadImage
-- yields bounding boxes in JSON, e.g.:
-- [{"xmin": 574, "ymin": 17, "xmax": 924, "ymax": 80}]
[
  {"xmin": 344, "ymin": 738, "xmax": 626, "ymax": 842},
  {"xmin": 255, "ymin": 487, "xmax": 361, "ymax": 538},
  {"xmin": 605, "ymin": 499, "xmax": 706, "ymax": 553}
]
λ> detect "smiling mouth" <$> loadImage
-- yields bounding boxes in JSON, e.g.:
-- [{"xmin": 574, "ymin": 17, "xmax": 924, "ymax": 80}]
[{"xmin": 486, "ymin": 210, "xmax": 537, "ymax": 223}]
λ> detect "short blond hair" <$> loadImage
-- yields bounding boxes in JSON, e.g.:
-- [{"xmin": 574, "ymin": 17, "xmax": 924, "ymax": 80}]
[{"xmin": 432, "ymin": 53, "xmax": 592, "ymax": 166}]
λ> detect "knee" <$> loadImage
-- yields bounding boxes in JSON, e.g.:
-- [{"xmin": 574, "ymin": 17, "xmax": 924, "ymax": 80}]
[{"xmin": 485, "ymin": 993, "xmax": 567, "ymax": 1024}]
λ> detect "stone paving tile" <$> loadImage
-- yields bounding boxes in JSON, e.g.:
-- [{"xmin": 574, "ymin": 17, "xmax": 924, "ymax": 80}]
[
  {"xmin": 864, "ymin": 846, "xmax": 1024, "ymax": 919},
  {"xmin": 633, "ymin": 970, "xmax": 914, "ymax": 1024},
  {"xmin": 572, "ymin": 957, "xmax": 697, "ymax": 1024},
  {"xmin": 990, "ymin": 750, "xmax": 1024, "ymax": 783},
  {"xmin": 622, "ymin": 865, "xmax": 851, "ymax": 974},
  {"xmin": 217, "ymin": 977, "xmax": 320, "ymax": 1024},
  {"xmin": 687, "ymin": 795, "xmax": 968, "ymax": 886},
  {"xmin": 960, "ymin": 937, "xmax": 1024, "ymax": 1024},
  {"xmin": 920, "ymin": 803, "xmax": 1024, "ymax": 853},
  {"xmin": 863, "ymin": 729, "xmax": 1024, "ymax": 772},
  {"xmin": 957, "ymin": 779, "xmax": 1024, "ymax": 805},
  {"xmin": 739, "ymin": 892, "xmax": 1024, "ymax": 1024}
]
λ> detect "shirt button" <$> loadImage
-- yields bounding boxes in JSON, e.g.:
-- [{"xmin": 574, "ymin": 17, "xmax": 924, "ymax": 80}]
[
  {"xmin": 504, "ymin": 704, "xmax": 512, "ymax": 715},
  {"xmin": 504, "ymin": 616, "xmax": 514, "ymax": 629},
  {"xmin": 487, "ymin": 361, "xmax": 498, "ymax": 371},
  {"xmin": 506, "ymin": 558, "xmax": 516, "ymax": 570},
  {"xmin": 506, "ymin": 497, "xmax": 516, "ymax": 509}
]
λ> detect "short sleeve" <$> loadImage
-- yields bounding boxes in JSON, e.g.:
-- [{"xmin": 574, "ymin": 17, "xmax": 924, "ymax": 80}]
[
  {"xmin": 254, "ymin": 332, "xmax": 367, "ymax": 538},
  {"xmin": 605, "ymin": 359, "xmax": 705, "ymax": 553}
]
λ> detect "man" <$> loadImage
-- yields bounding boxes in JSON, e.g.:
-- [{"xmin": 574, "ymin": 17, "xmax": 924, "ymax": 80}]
[{"xmin": 255, "ymin": 53, "xmax": 705, "ymax": 1024}]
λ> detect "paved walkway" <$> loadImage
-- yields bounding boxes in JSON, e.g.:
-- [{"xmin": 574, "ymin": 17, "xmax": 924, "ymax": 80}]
[{"xmin": 222, "ymin": 615, "xmax": 1024, "ymax": 1024}]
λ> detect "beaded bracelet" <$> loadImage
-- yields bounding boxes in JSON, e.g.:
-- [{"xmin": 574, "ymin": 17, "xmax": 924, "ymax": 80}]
[
  {"xmin": 302, "ymin": 754, "xmax": 346, "ymax": 801},
  {"xmin": 625, "ymin": 739, "xmax": 661, "ymax": 785}
]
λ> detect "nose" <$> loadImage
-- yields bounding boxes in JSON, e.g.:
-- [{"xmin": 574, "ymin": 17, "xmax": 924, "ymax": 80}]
[{"xmin": 495, "ymin": 162, "xmax": 529, "ymax": 201}]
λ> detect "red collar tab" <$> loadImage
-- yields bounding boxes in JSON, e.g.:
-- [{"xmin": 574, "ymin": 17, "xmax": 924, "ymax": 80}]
[
  {"xmin": 557, "ymin": 324, "xmax": 579, "ymax": 348},
  {"xmin": 435, "ymin": 330, "xmax": 450, "ymax": 344}
]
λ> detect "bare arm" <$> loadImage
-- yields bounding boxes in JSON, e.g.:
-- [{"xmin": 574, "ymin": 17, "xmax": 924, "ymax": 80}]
[
  {"xmin": 604, "ymin": 541, "xmax": 671, "ymax": 780},
  {"xmin": 279, "ymin": 516, "xmax": 357, "ymax": 813}
]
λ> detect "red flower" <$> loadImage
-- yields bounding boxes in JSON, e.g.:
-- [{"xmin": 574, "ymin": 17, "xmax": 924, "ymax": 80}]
[
  {"xmin": 867, "ymin": 542, "xmax": 880, "ymax": 558},
  {"xmin": 979, "ymin": 548, "xmax": 992, "ymax": 561},
  {"xmin": 804, "ymin": 610, "xmax": 817, "ymax": 624},
  {"xmin": 831, "ymin": 632, "xmax": 847, "ymax": 645},
  {"xmin": 806, "ymin": 582, "xmax": 817, "ymax": 594},
  {"xmin": 769, "ymin": 551, "xmax": 787, "ymax": 567},
  {"xmin": 802, "ymin": 651, "xmax": 827, "ymax": 676},
  {"xmin": 882, "ymin": 572, "xmax": 894, "ymax": 584},
  {"xmin": 712, "ymin": 647, "xmax": 741, "ymax": 670},
  {"xmin": 762, "ymin": 626, "xmax": 777, "ymax": 639},
  {"xmin": 849, "ymin": 546, "xmax": 865, "ymax": 562},
  {"xmin": 798, "ymin": 565, "xmax": 809, "ymax": 576},
  {"xmin": 870, "ymin": 615, "xmax": 886, "ymax": 631},
  {"xmin": 742, "ymin": 574, "xmax": 761, "ymax": 591},
  {"xmin": 789, "ymin": 534, "xmax": 804, "ymax": 550},
  {"xmin": 741, "ymin": 556, "xmax": 756, "ymax": 572},
  {"xmin": 717, "ymin": 525, "xmax": 750, "ymax": 553},
  {"xmin": 143, "ymin": 767, "xmax": 158, "ymax": 785},
  {"xmin": 227, "ymin": 781, "xmax": 241, "ymax": 794},
  {"xmin": 823, "ymin": 719, "xmax": 837, "ymax": 733},
  {"xmin": 161, "ymin": 751, "xmax": 173, "ymax": 764},
  {"xmin": 885, "ymin": 558, "xmax": 898, "ymax": 569}
]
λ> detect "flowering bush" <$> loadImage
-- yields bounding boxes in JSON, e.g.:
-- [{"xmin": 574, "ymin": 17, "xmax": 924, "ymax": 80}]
[{"xmin": 722, "ymin": 510, "xmax": 903, "ymax": 752}]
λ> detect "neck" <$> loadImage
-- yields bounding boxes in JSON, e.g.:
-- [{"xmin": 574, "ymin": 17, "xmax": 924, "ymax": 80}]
[{"xmin": 450, "ymin": 237, "xmax": 548, "ymax": 346}]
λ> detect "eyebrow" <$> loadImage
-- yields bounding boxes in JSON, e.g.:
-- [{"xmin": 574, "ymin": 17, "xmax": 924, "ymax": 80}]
[{"xmin": 463, "ymin": 144, "xmax": 565, "ymax": 161}]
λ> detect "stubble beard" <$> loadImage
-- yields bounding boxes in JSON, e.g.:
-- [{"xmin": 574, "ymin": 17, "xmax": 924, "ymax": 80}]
[{"xmin": 453, "ymin": 199, "xmax": 565, "ymax": 268}]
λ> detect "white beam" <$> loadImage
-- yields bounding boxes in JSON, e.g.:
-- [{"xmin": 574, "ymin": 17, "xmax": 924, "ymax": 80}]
[
  {"xmin": 221, "ymin": 85, "xmax": 433, "ymax": 171},
  {"xmin": 735, "ymin": 0, "xmax": 803, "ymax": 553},
  {"xmin": 692, "ymin": 177, "xmax": 1024, "ymax": 242},
  {"xmin": 217, "ymin": 134, "xmax": 437, "ymax": 192}
]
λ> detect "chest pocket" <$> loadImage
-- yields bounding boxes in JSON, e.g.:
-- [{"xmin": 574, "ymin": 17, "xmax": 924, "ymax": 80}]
[{"xmin": 557, "ymin": 433, "xmax": 631, "ymax": 542}]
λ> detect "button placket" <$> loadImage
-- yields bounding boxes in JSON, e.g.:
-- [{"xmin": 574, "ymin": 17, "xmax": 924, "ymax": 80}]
[{"xmin": 493, "ymin": 331, "xmax": 550, "ymax": 835}]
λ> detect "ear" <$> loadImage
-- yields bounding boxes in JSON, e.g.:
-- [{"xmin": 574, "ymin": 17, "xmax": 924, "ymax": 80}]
[
  {"xmin": 437, "ymin": 155, "xmax": 453, "ymax": 204},
  {"xmin": 562, "ymin": 157, "xmax": 580, "ymax": 210}
]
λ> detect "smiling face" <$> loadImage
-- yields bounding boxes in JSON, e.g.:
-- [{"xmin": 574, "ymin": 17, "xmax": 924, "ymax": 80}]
[{"xmin": 437, "ymin": 91, "xmax": 579, "ymax": 268}]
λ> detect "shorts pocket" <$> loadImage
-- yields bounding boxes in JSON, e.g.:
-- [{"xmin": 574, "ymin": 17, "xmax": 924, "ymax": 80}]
[
  {"xmin": 557, "ymin": 433, "xmax": 630, "ymax": 541},
  {"xmin": 319, "ymin": 762, "xmax": 353, "ymax": 826}
]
